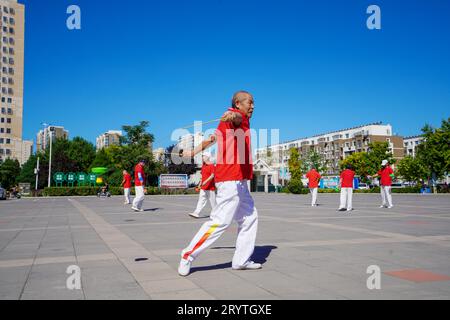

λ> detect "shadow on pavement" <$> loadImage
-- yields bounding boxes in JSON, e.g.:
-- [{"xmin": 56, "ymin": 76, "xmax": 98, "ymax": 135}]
[{"xmin": 190, "ymin": 245, "xmax": 277, "ymax": 274}]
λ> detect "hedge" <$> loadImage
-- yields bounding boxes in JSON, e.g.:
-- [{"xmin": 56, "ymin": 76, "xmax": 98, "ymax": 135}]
[
  {"xmin": 279, "ymin": 186, "xmax": 423, "ymax": 194},
  {"xmin": 42, "ymin": 186, "xmax": 198, "ymax": 197}
]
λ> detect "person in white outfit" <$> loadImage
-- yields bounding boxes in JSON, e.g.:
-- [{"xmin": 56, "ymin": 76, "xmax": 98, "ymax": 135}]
[
  {"xmin": 178, "ymin": 91, "xmax": 261, "ymax": 276},
  {"xmin": 121, "ymin": 170, "xmax": 132, "ymax": 204},
  {"xmin": 189, "ymin": 152, "xmax": 217, "ymax": 218},
  {"xmin": 369, "ymin": 160, "xmax": 394, "ymax": 208},
  {"xmin": 131, "ymin": 159, "xmax": 146, "ymax": 212},
  {"xmin": 338, "ymin": 164, "xmax": 355, "ymax": 212}
]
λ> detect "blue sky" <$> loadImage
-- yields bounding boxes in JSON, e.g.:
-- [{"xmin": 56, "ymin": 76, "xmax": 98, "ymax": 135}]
[{"xmin": 22, "ymin": 0, "xmax": 450, "ymax": 149}]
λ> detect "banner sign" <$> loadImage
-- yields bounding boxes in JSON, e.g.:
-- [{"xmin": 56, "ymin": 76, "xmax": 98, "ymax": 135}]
[{"xmin": 159, "ymin": 174, "xmax": 188, "ymax": 189}]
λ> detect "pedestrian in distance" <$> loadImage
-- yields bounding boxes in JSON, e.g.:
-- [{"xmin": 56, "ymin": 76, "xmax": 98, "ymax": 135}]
[
  {"xmin": 306, "ymin": 166, "xmax": 321, "ymax": 206},
  {"xmin": 189, "ymin": 152, "xmax": 217, "ymax": 218},
  {"xmin": 121, "ymin": 170, "xmax": 132, "ymax": 205},
  {"xmin": 131, "ymin": 159, "xmax": 147, "ymax": 212},
  {"xmin": 338, "ymin": 164, "xmax": 355, "ymax": 212},
  {"xmin": 369, "ymin": 159, "xmax": 394, "ymax": 208}
]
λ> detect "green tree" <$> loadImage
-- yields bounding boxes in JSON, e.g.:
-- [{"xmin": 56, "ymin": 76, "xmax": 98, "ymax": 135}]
[
  {"xmin": 121, "ymin": 121, "xmax": 154, "ymax": 148},
  {"xmin": 417, "ymin": 118, "xmax": 450, "ymax": 180},
  {"xmin": 287, "ymin": 148, "xmax": 303, "ymax": 193},
  {"xmin": 302, "ymin": 150, "xmax": 328, "ymax": 174},
  {"xmin": 397, "ymin": 156, "xmax": 428, "ymax": 185},
  {"xmin": 340, "ymin": 152, "xmax": 370, "ymax": 178},
  {"xmin": 0, "ymin": 158, "xmax": 20, "ymax": 190}
]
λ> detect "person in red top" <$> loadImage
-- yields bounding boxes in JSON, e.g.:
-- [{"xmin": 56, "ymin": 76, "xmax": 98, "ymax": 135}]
[
  {"xmin": 121, "ymin": 170, "xmax": 132, "ymax": 205},
  {"xmin": 131, "ymin": 159, "xmax": 146, "ymax": 212},
  {"xmin": 306, "ymin": 166, "xmax": 321, "ymax": 206},
  {"xmin": 189, "ymin": 152, "xmax": 217, "ymax": 218},
  {"xmin": 369, "ymin": 160, "xmax": 394, "ymax": 208},
  {"xmin": 338, "ymin": 164, "xmax": 355, "ymax": 212},
  {"xmin": 178, "ymin": 91, "xmax": 260, "ymax": 276}
]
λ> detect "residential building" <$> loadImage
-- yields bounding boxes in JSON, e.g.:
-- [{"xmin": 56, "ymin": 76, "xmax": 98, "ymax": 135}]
[
  {"xmin": 404, "ymin": 135, "xmax": 424, "ymax": 157},
  {"xmin": 96, "ymin": 130, "xmax": 122, "ymax": 151},
  {"xmin": 36, "ymin": 126, "xmax": 69, "ymax": 152}
]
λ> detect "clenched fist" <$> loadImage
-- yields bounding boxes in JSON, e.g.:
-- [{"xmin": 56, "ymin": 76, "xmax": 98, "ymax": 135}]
[{"xmin": 221, "ymin": 111, "xmax": 243, "ymax": 127}]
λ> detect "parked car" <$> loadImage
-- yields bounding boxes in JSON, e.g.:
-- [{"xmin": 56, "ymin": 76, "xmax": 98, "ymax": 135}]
[
  {"xmin": 0, "ymin": 185, "xmax": 6, "ymax": 200},
  {"xmin": 391, "ymin": 183, "xmax": 405, "ymax": 188},
  {"xmin": 358, "ymin": 183, "xmax": 370, "ymax": 190}
]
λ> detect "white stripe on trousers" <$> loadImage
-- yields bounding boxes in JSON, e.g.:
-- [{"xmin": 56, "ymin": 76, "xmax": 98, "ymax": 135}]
[
  {"xmin": 181, "ymin": 180, "xmax": 258, "ymax": 269},
  {"xmin": 133, "ymin": 186, "xmax": 145, "ymax": 209},
  {"xmin": 194, "ymin": 190, "xmax": 217, "ymax": 214}
]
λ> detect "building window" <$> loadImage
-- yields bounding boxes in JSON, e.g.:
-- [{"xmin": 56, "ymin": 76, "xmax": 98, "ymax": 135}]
[
  {"xmin": 0, "ymin": 128, "xmax": 3, "ymax": 133},
  {"xmin": 6, "ymin": 149, "xmax": 10, "ymax": 155},
  {"xmin": 10, "ymin": 8, "xmax": 15, "ymax": 15},
  {"xmin": 345, "ymin": 133, "xmax": 349, "ymax": 138},
  {"xmin": 9, "ymin": 48, "xmax": 14, "ymax": 55},
  {"xmin": 2, "ymin": 26, "xmax": 8, "ymax": 33},
  {"xmin": 9, "ymin": 17, "xmax": 15, "ymax": 25},
  {"xmin": 7, "ymin": 98, "xmax": 12, "ymax": 103},
  {"xmin": 9, "ymin": 68, "xmax": 14, "ymax": 75},
  {"xmin": 0, "ymin": 138, "xmax": 4, "ymax": 143},
  {"xmin": 7, "ymin": 108, "xmax": 12, "ymax": 114},
  {"xmin": 6, "ymin": 118, "xmax": 11, "ymax": 123},
  {"xmin": 2, "ymin": 17, "xmax": 7, "ymax": 24},
  {"xmin": 9, "ymin": 58, "xmax": 14, "ymax": 65},
  {"xmin": 3, "ymin": 7, "xmax": 9, "ymax": 14},
  {"xmin": 2, "ymin": 57, "xmax": 7, "ymax": 63},
  {"xmin": 9, "ymin": 38, "xmax": 14, "ymax": 45},
  {"xmin": 9, "ymin": 28, "xmax": 14, "ymax": 34},
  {"xmin": 6, "ymin": 128, "xmax": 10, "ymax": 134},
  {"xmin": 1, "ymin": 118, "xmax": 4, "ymax": 123},
  {"xmin": 6, "ymin": 138, "xmax": 10, "ymax": 144},
  {"xmin": 1, "ymin": 97, "xmax": 4, "ymax": 102}
]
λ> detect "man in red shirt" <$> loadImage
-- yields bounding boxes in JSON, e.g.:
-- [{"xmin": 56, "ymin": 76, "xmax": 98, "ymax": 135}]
[
  {"xmin": 338, "ymin": 164, "xmax": 355, "ymax": 212},
  {"xmin": 369, "ymin": 160, "xmax": 394, "ymax": 208},
  {"xmin": 131, "ymin": 159, "xmax": 146, "ymax": 212},
  {"xmin": 189, "ymin": 152, "xmax": 216, "ymax": 218},
  {"xmin": 178, "ymin": 91, "xmax": 260, "ymax": 276},
  {"xmin": 121, "ymin": 170, "xmax": 132, "ymax": 204},
  {"xmin": 306, "ymin": 166, "xmax": 321, "ymax": 206}
]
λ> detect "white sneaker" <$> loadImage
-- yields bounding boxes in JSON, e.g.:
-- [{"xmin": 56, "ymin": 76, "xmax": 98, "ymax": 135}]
[
  {"xmin": 387, "ymin": 205, "xmax": 394, "ymax": 209},
  {"xmin": 131, "ymin": 206, "xmax": 139, "ymax": 212},
  {"xmin": 232, "ymin": 261, "xmax": 262, "ymax": 270},
  {"xmin": 189, "ymin": 212, "xmax": 200, "ymax": 218},
  {"xmin": 178, "ymin": 258, "xmax": 191, "ymax": 276},
  {"xmin": 379, "ymin": 205, "xmax": 387, "ymax": 208},
  {"xmin": 346, "ymin": 208, "xmax": 353, "ymax": 212}
]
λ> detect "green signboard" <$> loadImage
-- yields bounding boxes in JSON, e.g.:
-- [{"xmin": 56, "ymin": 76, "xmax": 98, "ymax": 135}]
[
  {"xmin": 67, "ymin": 172, "xmax": 76, "ymax": 187},
  {"xmin": 77, "ymin": 172, "xmax": 88, "ymax": 186},
  {"xmin": 88, "ymin": 173, "xmax": 97, "ymax": 186},
  {"xmin": 53, "ymin": 172, "xmax": 65, "ymax": 187}
]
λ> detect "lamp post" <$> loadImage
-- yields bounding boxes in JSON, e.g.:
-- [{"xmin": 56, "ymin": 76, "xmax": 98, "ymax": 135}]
[{"xmin": 41, "ymin": 123, "xmax": 53, "ymax": 188}]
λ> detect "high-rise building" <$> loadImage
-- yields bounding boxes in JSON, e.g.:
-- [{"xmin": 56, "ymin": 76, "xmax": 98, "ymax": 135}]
[
  {"xmin": 96, "ymin": 130, "xmax": 122, "ymax": 151},
  {"xmin": 0, "ymin": 0, "xmax": 31, "ymax": 164},
  {"xmin": 256, "ymin": 122, "xmax": 404, "ymax": 175},
  {"xmin": 36, "ymin": 126, "xmax": 69, "ymax": 152}
]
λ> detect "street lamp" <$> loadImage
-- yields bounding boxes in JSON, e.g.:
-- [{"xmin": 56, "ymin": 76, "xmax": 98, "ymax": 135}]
[{"xmin": 41, "ymin": 123, "xmax": 54, "ymax": 188}]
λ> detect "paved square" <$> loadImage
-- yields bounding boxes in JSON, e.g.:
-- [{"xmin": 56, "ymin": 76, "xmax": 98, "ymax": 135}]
[{"xmin": 0, "ymin": 193, "xmax": 449, "ymax": 300}]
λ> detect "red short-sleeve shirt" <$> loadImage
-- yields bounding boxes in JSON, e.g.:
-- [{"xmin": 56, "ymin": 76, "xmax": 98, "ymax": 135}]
[
  {"xmin": 134, "ymin": 163, "xmax": 145, "ymax": 187},
  {"xmin": 306, "ymin": 169, "xmax": 321, "ymax": 188},
  {"xmin": 214, "ymin": 108, "xmax": 253, "ymax": 183},
  {"xmin": 201, "ymin": 163, "xmax": 216, "ymax": 191},
  {"xmin": 378, "ymin": 166, "xmax": 393, "ymax": 186},
  {"xmin": 123, "ymin": 173, "xmax": 132, "ymax": 188},
  {"xmin": 340, "ymin": 169, "xmax": 355, "ymax": 188}
]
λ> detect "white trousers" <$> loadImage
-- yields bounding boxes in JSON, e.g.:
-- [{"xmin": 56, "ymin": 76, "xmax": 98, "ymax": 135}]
[
  {"xmin": 182, "ymin": 180, "xmax": 258, "ymax": 268},
  {"xmin": 381, "ymin": 186, "xmax": 393, "ymax": 207},
  {"xmin": 310, "ymin": 188, "xmax": 318, "ymax": 205},
  {"xmin": 339, "ymin": 187, "xmax": 353, "ymax": 210},
  {"xmin": 194, "ymin": 189, "xmax": 217, "ymax": 214},
  {"xmin": 133, "ymin": 186, "xmax": 145, "ymax": 209},
  {"xmin": 124, "ymin": 188, "xmax": 131, "ymax": 204}
]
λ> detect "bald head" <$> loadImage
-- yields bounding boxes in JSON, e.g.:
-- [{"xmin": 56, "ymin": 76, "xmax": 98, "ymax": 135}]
[{"xmin": 231, "ymin": 91, "xmax": 254, "ymax": 118}]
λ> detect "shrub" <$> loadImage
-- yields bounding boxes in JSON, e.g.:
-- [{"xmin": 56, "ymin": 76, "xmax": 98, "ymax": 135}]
[{"xmin": 287, "ymin": 179, "xmax": 307, "ymax": 194}]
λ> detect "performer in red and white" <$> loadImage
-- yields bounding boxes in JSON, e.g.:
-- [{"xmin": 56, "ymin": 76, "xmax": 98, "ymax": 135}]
[
  {"xmin": 178, "ymin": 91, "xmax": 261, "ymax": 276},
  {"xmin": 189, "ymin": 151, "xmax": 216, "ymax": 218},
  {"xmin": 131, "ymin": 159, "xmax": 146, "ymax": 212},
  {"xmin": 121, "ymin": 170, "xmax": 132, "ymax": 204}
]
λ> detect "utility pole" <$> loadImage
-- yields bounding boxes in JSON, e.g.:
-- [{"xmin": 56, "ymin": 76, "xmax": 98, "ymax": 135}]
[{"xmin": 48, "ymin": 127, "xmax": 54, "ymax": 187}]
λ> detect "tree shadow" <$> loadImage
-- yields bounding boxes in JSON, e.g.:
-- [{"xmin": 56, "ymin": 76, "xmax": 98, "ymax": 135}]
[{"xmin": 190, "ymin": 245, "xmax": 277, "ymax": 274}]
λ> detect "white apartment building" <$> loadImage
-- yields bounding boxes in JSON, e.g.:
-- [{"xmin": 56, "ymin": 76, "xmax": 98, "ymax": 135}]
[
  {"xmin": 404, "ymin": 135, "xmax": 424, "ymax": 157},
  {"xmin": 96, "ymin": 130, "xmax": 122, "ymax": 151}
]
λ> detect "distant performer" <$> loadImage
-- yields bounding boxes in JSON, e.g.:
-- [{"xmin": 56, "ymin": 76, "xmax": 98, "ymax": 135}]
[
  {"xmin": 121, "ymin": 170, "xmax": 132, "ymax": 204},
  {"xmin": 306, "ymin": 166, "xmax": 321, "ymax": 207},
  {"xmin": 189, "ymin": 152, "xmax": 217, "ymax": 218},
  {"xmin": 369, "ymin": 160, "xmax": 394, "ymax": 208},
  {"xmin": 131, "ymin": 159, "xmax": 146, "ymax": 212},
  {"xmin": 338, "ymin": 164, "xmax": 355, "ymax": 212}
]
